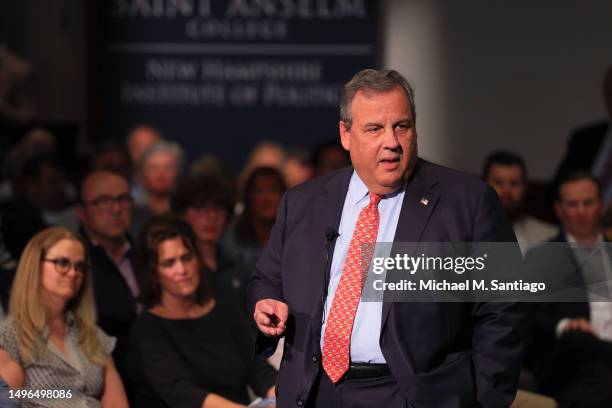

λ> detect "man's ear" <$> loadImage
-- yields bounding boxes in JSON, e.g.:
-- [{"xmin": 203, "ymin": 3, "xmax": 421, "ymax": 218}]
[{"xmin": 339, "ymin": 121, "xmax": 350, "ymax": 151}]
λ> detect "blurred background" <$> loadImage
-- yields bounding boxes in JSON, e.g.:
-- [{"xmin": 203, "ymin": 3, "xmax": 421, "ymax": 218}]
[
  {"xmin": 0, "ymin": 0, "xmax": 611, "ymax": 232},
  {"xmin": 1, "ymin": 0, "xmax": 609, "ymax": 176}
]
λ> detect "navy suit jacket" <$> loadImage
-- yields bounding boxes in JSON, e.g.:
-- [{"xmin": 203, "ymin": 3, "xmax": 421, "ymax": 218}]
[
  {"xmin": 552, "ymin": 121, "xmax": 609, "ymax": 196},
  {"xmin": 556, "ymin": 121, "xmax": 609, "ymax": 177},
  {"xmin": 248, "ymin": 159, "xmax": 528, "ymax": 408}
]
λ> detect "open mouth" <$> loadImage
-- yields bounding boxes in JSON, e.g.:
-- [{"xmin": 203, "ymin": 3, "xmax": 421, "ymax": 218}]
[{"xmin": 380, "ymin": 157, "xmax": 400, "ymax": 169}]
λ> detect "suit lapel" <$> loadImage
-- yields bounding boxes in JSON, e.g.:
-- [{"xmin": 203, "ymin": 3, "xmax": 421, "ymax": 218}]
[{"xmin": 381, "ymin": 160, "xmax": 440, "ymax": 330}]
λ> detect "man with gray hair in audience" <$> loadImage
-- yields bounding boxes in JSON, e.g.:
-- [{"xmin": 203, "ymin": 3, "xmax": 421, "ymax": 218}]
[{"xmin": 136, "ymin": 141, "xmax": 184, "ymax": 216}]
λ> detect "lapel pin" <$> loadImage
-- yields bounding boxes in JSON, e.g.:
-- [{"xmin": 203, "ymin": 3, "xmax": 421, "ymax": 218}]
[{"xmin": 420, "ymin": 197, "xmax": 429, "ymax": 206}]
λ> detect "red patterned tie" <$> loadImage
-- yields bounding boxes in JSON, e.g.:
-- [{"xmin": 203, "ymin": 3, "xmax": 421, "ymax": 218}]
[{"xmin": 322, "ymin": 192, "xmax": 382, "ymax": 383}]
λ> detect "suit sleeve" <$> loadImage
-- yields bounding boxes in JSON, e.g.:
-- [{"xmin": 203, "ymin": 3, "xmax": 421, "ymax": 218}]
[
  {"xmin": 229, "ymin": 307, "xmax": 277, "ymax": 397},
  {"xmin": 247, "ymin": 191, "xmax": 289, "ymax": 357},
  {"xmin": 470, "ymin": 185, "xmax": 531, "ymax": 408}
]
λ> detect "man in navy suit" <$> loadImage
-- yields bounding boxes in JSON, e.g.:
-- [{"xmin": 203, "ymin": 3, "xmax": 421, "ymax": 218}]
[
  {"xmin": 248, "ymin": 69, "xmax": 528, "ymax": 407},
  {"xmin": 527, "ymin": 171, "xmax": 612, "ymax": 400}
]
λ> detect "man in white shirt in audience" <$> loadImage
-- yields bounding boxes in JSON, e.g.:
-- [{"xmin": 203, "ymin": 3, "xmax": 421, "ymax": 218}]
[
  {"xmin": 483, "ymin": 151, "xmax": 557, "ymax": 255},
  {"xmin": 527, "ymin": 170, "xmax": 612, "ymax": 403}
]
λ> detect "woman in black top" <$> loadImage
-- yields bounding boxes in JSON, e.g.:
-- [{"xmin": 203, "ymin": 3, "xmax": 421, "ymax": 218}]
[
  {"xmin": 223, "ymin": 167, "xmax": 286, "ymax": 268},
  {"xmin": 128, "ymin": 215, "xmax": 276, "ymax": 408}
]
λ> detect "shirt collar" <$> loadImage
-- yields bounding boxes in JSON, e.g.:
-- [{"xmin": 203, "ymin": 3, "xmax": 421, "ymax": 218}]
[
  {"xmin": 348, "ymin": 171, "xmax": 370, "ymax": 207},
  {"xmin": 85, "ymin": 228, "xmax": 131, "ymax": 263},
  {"xmin": 565, "ymin": 232, "xmax": 604, "ymax": 244},
  {"xmin": 41, "ymin": 311, "xmax": 76, "ymax": 339},
  {"xmin": 348, "ymin": 170, "xmax": 406, "ymax": 207}
]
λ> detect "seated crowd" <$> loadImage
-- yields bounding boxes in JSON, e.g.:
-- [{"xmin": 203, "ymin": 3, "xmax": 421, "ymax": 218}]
[
  {"xmin": 0, "ymin": 127, "xmax": 350, "ymax": 407},
  {"xmin": 0, "ymin": 120, "xmax": 610, "ymax": 407}
]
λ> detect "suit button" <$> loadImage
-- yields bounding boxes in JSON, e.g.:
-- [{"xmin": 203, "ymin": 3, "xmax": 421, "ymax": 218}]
[
  {"xmin": 312, "ymin": 354, "xmax": 318, "ymax": 363},
  {"xmin": 297, "ymin": 398, "xmax": 304, "ymax": 406}
]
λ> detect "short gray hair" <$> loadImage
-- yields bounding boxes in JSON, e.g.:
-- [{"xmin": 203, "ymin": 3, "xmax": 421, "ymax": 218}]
[
  {"xmin": 137, "ymin": 141, "xmax": 184, "ymax": 175},
  {"xmin": 340, "ymin": 69, "xmax": 416, "ymax": 130}
]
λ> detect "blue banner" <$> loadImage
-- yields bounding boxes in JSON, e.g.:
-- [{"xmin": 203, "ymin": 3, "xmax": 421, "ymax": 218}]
[{"xmin": 99, "ymin": 0, "xmax": 380, "ymax": 168}]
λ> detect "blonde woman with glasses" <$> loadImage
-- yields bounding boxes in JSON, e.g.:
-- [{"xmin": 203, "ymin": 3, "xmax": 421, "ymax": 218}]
[{"xmin": 0, "ymin": 227, "xmax": 128, "ymax": 407}]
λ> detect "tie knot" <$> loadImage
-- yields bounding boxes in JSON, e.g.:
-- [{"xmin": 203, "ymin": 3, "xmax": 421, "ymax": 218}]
[{"xmin": 369, "ymin": 192, "xmax": 383, "ymax": 207}]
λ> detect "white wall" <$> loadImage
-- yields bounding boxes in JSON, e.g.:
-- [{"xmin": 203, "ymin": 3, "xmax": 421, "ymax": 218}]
[{"xmin": 385, "ymin": 0, "xmax": 612, "ymax": 180}]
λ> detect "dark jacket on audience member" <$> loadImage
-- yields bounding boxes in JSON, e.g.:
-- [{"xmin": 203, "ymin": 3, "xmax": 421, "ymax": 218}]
[
  {"xmin": 80, "ymin": 226, "xmax": 140, "ymax": 378},
  {"xmin": 0, "ymin": 198, "xmax": 48, "ymax": 260},
  {"xmin": 552, "ymin": 121, "xmax": 609, "ymax": 193}
]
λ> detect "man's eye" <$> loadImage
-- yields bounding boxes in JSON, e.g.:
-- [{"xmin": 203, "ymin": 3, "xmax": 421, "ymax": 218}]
[
  {"xmin": 395, "ymin": 123, "xmax": 411, "ymax": 131},
  {"xmin": 118, "ymin": 194, "xmax": 133, "ymax": 205},
  {"xmin": 94, "ymin": 197, "xmax": 112, "ymax": 206}
]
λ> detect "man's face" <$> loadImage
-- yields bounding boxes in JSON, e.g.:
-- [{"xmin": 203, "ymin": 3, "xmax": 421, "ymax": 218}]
[
  {"xmin": 141, "ymin": 151, "xmax": 179, "ymax": 196},
  {"xmin": 78, "ymin": 173, "xmax": 132, "ymax": 241},
  {"xmin": 340, "ymin": 86, "xmax": 417, "ymax": 195},
  {"xmin": 127, "ymin": 126, "xmax": 162, "ymax": 164},
  {"xmin": 485, "ymin": 164, "xmax": 526, "ymax": 214},
  {"xmin": 252, "ymin": 174, "xmax": 284, "ymax": 221},
  {"xmin": 555, "ymin": 179, "xmax": 603, "ymax": 241},
  {"xmin": 283, "ymin": 158, "xmax": 312, "ymax": 188}
]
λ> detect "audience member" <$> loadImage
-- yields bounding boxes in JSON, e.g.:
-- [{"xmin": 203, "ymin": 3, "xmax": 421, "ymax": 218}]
[
  {"xmin": 136, "ymin": 142, "xmax": 183, "ymax": 216},
  {"xmin": 88, "ymin": 144, "xmax": 151, "ymax": 237},
  {"xmin": 190, "ymin": 154, "xmax": 237, "ymax": 207},
  {"xmin": 23, "ymin": 155, "xmax": 74, "ymax": 228},
  {"xmin": 282, "ymin": 149, "xmax": 313, "ymax": 188},
  {"xmin": 238, "ymin": 141, "xmax": 286, "ymax": 188},
  {"xmin": 224, "ymin": 167, "xmax": 286, "ymax": 268},
  {"xmin": 128, "ymin": 215, "xmax": 276, "ymax": 407},
  {"xmin": 0, "ymin": 154, "xmax": 68, "ymax": 259},
  {"xmin": 0, "ymin": 45, "xmax": 35, "ymax": 123},
  {"xmin": 553, "ymin": 65, "xmax": 612, "ymax": 230},
  {"xmin": 0, "ymin": 227, "xmax": 129, "ymax": 407},
  {"xmin": 311, "ymin": 140, "xmax": 350, "ymax": 176},
  {"xmin": 483, "ymin": 151, "xmax": 557, "ymax": 254},
  {"xmin": 90, "ymin": 142, "xmax": 132, "ymax": 183},
  {"xmin": 191, "ymin": 153, "xmax": 236, "ymax": 183},
  {"xmin": 77, "ymin": 171, "xmax": 140, "ymax": 379},
  {"xmin": 171, "ymin": 174, "xmax": 250, "ymax": 311},
  {"xmin": 125, "ymin": 125, "xmax": 164, "ymax": 204},
  {"xmin": 0, "ymin": 127, "xmax": 57, "ymax": 201},
  {"xmin": 125, "ymin": 125, "xmax": 163, "ymax": 166},
  {"xmin": 526, "ymin": 171, "xmax": 612, "ymax": 402}
]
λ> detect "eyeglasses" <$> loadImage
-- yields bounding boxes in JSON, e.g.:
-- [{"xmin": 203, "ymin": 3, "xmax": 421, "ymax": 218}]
[
  {"xmin": 82, "ymin": 194, "xmax": 133, "ymax": 211},
  {"xmin": 43, "ymin": 257, "xmax": 89, "ymax": 275}
]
